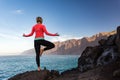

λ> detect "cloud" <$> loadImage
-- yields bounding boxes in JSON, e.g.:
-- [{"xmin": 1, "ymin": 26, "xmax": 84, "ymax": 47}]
[
  {"xmin": 50, "ymin": 35, "xmax": 82, "ymax": 42},
  {"xmin": 12, "ymin": 9, "xmax": 24, "ymax": 14},
  {"xmin": 0, "ymin": 32, "xmax": 33, "ymax": 55},
  {"xmin": 0, "ymin": 33, "xmax": 21, "ymax": 40},
  {"xmin": 0, "ymin": 27, "xmax": 23, "ymax": 40}
]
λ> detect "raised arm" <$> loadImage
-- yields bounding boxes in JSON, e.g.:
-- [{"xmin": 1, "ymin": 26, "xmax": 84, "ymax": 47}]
[
  {"xmin": 43, "ymin": 25, "xmax": 59, "ymax": 36},
  {"xmin": 23, "ymin": 27, "xmax": 35, "ymax": 37}
]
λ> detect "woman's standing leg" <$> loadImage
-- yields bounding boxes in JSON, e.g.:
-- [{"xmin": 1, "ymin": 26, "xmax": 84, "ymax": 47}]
[{"xmin": 34, "ymin": 40, "xmax": 41, "ymax": 71}]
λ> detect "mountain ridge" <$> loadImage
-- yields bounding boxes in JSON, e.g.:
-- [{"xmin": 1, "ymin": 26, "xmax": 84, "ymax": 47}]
[{"xmin": 22, "ymin": 30, "xmax": 116, "ymax": 55}]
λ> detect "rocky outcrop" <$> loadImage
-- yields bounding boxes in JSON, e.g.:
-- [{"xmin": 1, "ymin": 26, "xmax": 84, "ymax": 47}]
[
  {"xmin": 8, "ymin": 69, "xmax": 60, "ymax": 80},
  {"xmin": 76, "ymin": 26, "xmax": 120, "ymax": 77},
  {"xmin": 60, "ymin": 60, "xmax": 120, "ymax": 80},
  {"xmin": 8, "ymin": 60, "xmax": 120, "ymax": 80},
  {"xmin": 115, "ymin": 26, "xmax": 120, "ymax": 53},
  {"xmin": 22, "ymin": 31, "xmax": 116, "ymax": 55},
  {"xmin": 77, "ymin": 32, "xmax": 118, "ymax": 72}
]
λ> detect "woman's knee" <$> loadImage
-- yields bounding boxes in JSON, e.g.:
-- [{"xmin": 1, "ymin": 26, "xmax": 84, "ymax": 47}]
[
  {"xmin": 51, "ymin": 43, "xmax": 55, "ymax": 48},
  {"xmin": 48, "ymin": 43, "xmax": 55, "ymax": 49}
]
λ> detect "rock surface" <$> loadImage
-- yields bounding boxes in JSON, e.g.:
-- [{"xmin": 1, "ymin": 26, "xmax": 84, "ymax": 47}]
[
  {"xmin": 9, "ymin": 27, "xmax": 120, "ymax": 80},
  {"xmin": 8, "ymin": 70, "xmax": 60, "ymax": 80},
  {"xmin": 77, "ymin": 32, "xmax": 118, "ymax": 72}
]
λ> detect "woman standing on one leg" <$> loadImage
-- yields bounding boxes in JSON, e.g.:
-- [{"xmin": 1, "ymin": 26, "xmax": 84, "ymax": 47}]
[{"xmin": 23, "ymin": 17, "xmax": 59, "ymax": 71}]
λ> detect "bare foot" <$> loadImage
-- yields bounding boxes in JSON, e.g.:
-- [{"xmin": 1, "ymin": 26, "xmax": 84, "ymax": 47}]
[
  {"xmin": 40, "ymin": 48, "xmax": 44, "ymax": 56},
  {"xmin": 38, "ymin": 67, "xmax": 41, "ymax": 71}
]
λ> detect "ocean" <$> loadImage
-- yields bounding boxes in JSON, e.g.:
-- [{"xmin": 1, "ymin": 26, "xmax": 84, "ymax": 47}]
[{"xmin": 0, "ymin": 55, "xmax": 79, "ymax": 80}]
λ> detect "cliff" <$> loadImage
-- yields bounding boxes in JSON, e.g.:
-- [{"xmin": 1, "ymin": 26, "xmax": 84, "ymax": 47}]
[
  {"xmin": 9, "ymin": 27, "xmax": 120, "ymax": 80},
  {"xmin": 22, "ymin": 30, "xmax": 116, "ymax": 55}
]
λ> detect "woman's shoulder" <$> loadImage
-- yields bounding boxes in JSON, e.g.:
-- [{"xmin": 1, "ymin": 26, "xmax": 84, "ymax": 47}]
[
  {"xmin": 33, "ymin": 24, "xmax": 43, "ymax": 27},
  {"xmin": 34, "ymin": 24, "xmax": 45, "ymax": 26},
  {"xmin": 41, "ymin": 24, "xmax": 45, "ymax": 27}
]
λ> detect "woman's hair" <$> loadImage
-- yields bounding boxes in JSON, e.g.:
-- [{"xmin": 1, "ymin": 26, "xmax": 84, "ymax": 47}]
[{"xmin": 36, "ymin": 17, "xmax": 43, "ymax": 23}]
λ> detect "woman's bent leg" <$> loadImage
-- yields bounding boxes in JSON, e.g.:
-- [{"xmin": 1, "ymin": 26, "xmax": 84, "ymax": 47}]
[{"xmin": 41, "ymin": 40, "xmax": 55, "ymax": 51}]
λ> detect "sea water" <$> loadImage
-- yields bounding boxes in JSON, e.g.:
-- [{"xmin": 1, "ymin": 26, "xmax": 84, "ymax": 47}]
[{"xmin": 0, "ymin": 55, "xmax": 79, "ymax": 80}]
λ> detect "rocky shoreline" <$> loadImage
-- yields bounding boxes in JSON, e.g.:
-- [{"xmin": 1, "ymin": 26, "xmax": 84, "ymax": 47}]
[
  {"xmin": 8, "ymin": 27, "xmax": 120, "ymax": 80},
  {"xmin": 8, "ymin": 60, "xmax": 120, "ymax": 80}
]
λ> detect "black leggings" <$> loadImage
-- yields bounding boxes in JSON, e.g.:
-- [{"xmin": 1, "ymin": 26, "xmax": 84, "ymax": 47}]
[{"xmin": 34, "ymin": 39, "xmax": 55, "ymax": 67}]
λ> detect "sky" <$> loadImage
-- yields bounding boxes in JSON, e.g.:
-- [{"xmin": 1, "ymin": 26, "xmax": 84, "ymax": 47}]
[{"xmin": 0, "ymin": 0, "xmax": 120, "ymax": 55}]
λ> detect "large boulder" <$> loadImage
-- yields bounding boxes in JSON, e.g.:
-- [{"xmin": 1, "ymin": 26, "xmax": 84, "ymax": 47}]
[
  {"xmin": 78, "ymin": 26, "xmax": 119, "ymax": 72},
  {"xmin": 78, "ymin": 46, "xmax": 103, "ymax": 72}
]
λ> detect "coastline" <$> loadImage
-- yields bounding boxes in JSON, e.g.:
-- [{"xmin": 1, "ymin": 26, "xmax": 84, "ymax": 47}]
[{"xmin": 8, "ymin": 27, "xmax": 120, "ymax": 80}]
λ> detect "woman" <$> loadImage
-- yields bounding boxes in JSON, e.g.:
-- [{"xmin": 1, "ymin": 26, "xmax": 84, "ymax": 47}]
[{"xmin": 23, "ymin": 17, "xmax": 59, "ymax": 71}]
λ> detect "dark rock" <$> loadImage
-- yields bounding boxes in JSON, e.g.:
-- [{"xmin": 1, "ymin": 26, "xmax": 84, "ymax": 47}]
[
  {"xmin": 106, "ymin": 34, "xmax": 116, "ymax": 46},
  {"xmin": 8, "ymin": 70, "xmax": 59, "ymax": 80},
  {"xmin": 50, "ymin": 70, "xmax": 60, "ymax": 78},
  {"xmin": 78, "ymin": 46, "xmax": 103, "ymax": 72},
  {"xmin": 77, "ymin": 61, "xmax": 120, "ymax": 80},
  {"xmin": 61, "ymin": 68, "xmax": 80, "ymax": 76},
  {"xmin": 113, "ymin": 69, "xmax": 120, "ymax": 77},
  {"xmin": 78, "ymin": 27, "xmax": 119, "ymax": 72},
  {"xmin": 56, "ymin": 60, "xmax": 120, "ymax": 80},
  {"xmin": 115, "ymin": 26, "xmax": 120, "ymax": 53},
  {"xmin": 97, "ymin": 46, "xmax": 118, "ymax": 66},
  {"xmin": 98, "ymin": 39, "xmax": 107, "ymax": 46}
]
